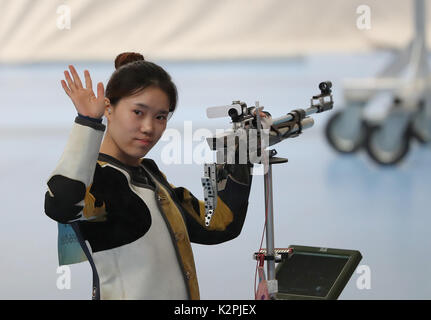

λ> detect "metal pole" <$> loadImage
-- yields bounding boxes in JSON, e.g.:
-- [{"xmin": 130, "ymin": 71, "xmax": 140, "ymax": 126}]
[
  {"xmin": 264, "ymin": 162, "xmax": 276, "ymax": 281},
  {"xmin": 410, "ymin": 0, "xmax": 429, "ymax": 77},
  {"xmin": 414, "ymin": 0, "xmax": 425, "ymax": 38}
]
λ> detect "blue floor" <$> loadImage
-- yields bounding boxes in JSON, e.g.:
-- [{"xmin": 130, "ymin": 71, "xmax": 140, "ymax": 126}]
[{"xmin": 0, "ymin": 52, "xmax": 430, "ymax": 299}]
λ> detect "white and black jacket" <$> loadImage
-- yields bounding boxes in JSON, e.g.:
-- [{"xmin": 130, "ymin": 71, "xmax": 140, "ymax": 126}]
[{"xmin": 44, "ymin": 116, "xmax": 253, "ymax": 300}]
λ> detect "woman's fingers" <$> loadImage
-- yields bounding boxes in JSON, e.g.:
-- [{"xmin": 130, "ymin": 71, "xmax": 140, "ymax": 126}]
[
  {"xmin": 253, "ymin": 107, "xmax": 267, "ymax": 118},
  {"xmin": 62, "ymin": 66, "xmax": 105, "ymax": 116},
  {"xmin": 64, "ymin": 70, "xmax": 75, "ymax": 90},
  {"xmin": 69, "ymin": 65, "xmax": 83, "ymax": 88},
  {"xmin": 96, "ymin": 82, "xmax": 104, "ymax": 100},
  {"xmin": 61, "ymin": 80, "xmax": 71, "ymax": 96},
  {"xmin": 84, "ymin": 70, "xmax": 93, "ymax": 90}
]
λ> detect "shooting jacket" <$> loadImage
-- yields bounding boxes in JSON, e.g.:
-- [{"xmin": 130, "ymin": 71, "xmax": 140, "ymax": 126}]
[{"xmin": 44, "ymin": 116, "xmax": 253, "ymax": 300}]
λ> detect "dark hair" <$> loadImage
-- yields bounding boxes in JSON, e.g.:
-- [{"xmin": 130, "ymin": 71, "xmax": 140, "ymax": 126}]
[{"xmin": 106, "ymin": 52, "xmax": 178, "ymax": 114}]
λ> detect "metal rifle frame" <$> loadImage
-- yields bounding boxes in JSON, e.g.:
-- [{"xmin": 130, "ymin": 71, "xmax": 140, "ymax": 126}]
[
  {"xmin": 202, "ymin": 81, "xmax": 334, "ymax": 299},
  {"xmin": 254, "ymin": 83, "xmax": 334, "ymax": 299}
]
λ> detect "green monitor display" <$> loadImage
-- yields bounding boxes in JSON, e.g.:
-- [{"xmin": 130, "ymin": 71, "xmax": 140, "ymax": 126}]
[{"xmin": 275, "ymin": 245, "xmax": 362, "ymax": 300}]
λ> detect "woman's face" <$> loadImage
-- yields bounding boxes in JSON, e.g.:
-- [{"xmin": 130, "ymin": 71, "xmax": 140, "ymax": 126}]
[{"xmin": 105, "ymin": 86, "xmax": 170, "ymax": 165}]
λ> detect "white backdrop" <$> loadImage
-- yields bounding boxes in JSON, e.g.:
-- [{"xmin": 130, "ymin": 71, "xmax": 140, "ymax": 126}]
[{"xmin": 0, "ymin": 0, "xmax": 429, "ymax": 62}]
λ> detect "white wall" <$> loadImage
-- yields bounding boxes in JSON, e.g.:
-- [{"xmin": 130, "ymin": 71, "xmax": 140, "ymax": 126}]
[{"xmin": 0, "ymin": 0, "xmax": 428, "ymax": 62}]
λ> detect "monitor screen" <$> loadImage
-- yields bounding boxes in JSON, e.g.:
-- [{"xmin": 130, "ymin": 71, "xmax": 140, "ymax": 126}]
[
  {"xmin": 277, "ymin": 252, "xmax": 349, "ymax": 297},
  {"xmin": 274, "ymin": 245, "xmax": 362, "ymax": 299}
]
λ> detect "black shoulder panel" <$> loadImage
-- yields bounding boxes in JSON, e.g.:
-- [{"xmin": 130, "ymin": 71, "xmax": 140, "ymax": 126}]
[
  {"xmin": 45, "ymin": 175, "xmax": 86, "ymax": 224},
  {"xmin": 78, "ymin": 165, "xmax": 152, "ymax": 252}
]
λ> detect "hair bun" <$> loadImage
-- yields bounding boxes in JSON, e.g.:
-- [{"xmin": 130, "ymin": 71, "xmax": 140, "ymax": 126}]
[{"xmin": 114, "ymin": 52, "xmax": 145, "ymax": 69}]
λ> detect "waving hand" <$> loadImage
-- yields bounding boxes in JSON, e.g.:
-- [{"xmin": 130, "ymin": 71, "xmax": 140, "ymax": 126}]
[{"xmin": 61, "ymin": 65, "xmax": 106, "ymax": 119}]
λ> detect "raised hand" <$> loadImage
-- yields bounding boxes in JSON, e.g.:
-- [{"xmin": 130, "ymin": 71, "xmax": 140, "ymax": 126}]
[{"xmin": 61, "ymin": 65, "xmax": 106, "ymax": 119}]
